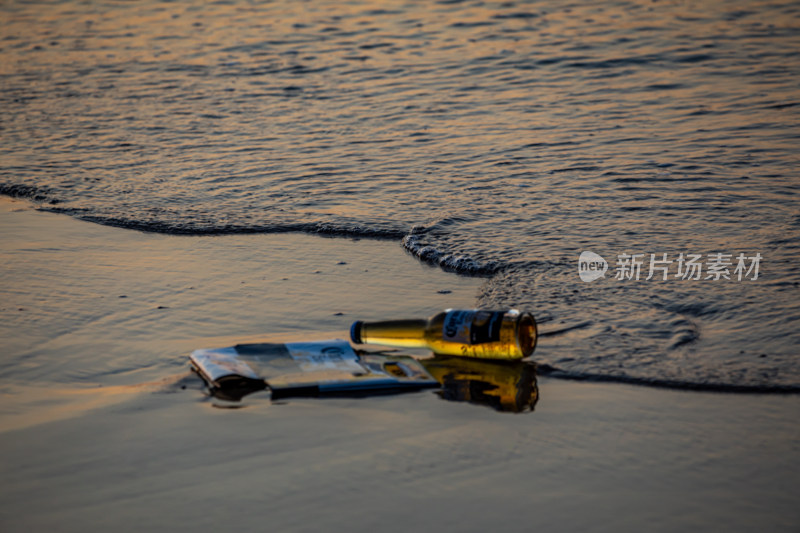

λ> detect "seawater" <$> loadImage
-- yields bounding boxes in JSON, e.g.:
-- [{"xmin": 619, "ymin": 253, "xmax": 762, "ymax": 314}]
[{"xmin": 1, "ymin": 0, "xmax": 798, "ymax": 390}]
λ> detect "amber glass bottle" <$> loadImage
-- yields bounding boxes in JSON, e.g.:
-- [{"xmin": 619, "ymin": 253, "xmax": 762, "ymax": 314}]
[{"xmin": 350, "ymin": 309, "xmax": 537, "ymax": 360}]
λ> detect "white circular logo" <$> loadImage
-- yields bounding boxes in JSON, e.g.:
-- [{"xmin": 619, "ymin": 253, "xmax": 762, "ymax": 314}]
[{"xmin": 579, "ymin": 251, "xmax": 608, "ymax": 282}]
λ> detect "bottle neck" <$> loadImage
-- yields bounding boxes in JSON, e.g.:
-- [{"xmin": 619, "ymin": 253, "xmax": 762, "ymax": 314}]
[{"xmin": 356, "ymin": 319, "xmax": 429, "ymax": 348}]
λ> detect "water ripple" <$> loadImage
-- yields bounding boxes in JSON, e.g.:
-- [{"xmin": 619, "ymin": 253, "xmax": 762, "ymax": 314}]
[{"xmin": 2, "ymin": 0, "xmax": 799, "ymax": 390}]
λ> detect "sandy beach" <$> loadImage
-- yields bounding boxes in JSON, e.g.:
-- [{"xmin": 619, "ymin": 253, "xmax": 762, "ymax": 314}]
[
  {"xmin": 3, "ymin": 0, "xmax": 799, "ymax": 530},
  {"xmin": 0, "ymin": 197, "xmax": 798, "ymax": 532}
]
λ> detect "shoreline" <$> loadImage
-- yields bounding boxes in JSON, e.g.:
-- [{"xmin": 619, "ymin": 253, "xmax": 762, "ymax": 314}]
[
  {"xmin": 7, "ymin": 196, "xmax": 797, "ymax": 395},
  {"xmin": 535, "ymin": 364, "xmax": 800, "ymax": 394},
  {"xmin": 1, "ymin": 196, "xmax": 799, "ymax": 532}
]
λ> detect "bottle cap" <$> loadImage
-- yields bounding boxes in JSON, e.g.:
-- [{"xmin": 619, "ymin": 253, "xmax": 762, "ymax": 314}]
[{"xmin": 350, "ymin": 321, "xmax": 364, "ymax": 344}]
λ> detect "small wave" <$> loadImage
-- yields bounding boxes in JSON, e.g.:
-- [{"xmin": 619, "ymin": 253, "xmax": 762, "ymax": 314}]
[
  {"xmin": 0, "ymin": 190, "xmax": 408, "ymax": 240},
  {"xmin": 669, "ymin": 319, "xmax": 700, "ymax": 349},
  {"xmin": 0, "ymin": 183, "xmax": 58, "ymax": 204},
  {"xmin": 402, "ymin": 232, "xmax": 500, "ymax": 275},
  {"xmin": 493, "ymin": 12, "xmax": 539, "ymax": 20},
  {"xmin": 55, "ymin": 211, "xmax": 408, "ymax": 239}
]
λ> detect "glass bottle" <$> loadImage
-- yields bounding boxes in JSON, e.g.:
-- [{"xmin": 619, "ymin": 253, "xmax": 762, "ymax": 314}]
[{"xmin": 350, "ymin": 309, "xmax": 537, "ymax": 360}]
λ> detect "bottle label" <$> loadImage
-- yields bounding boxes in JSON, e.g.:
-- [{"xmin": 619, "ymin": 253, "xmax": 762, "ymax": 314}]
[{"xmin": 442, "ymin": 310, "xmax": 505, "ymax": 345}]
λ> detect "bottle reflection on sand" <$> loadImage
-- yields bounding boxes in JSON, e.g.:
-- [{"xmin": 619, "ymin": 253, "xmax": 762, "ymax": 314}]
[{"xmin": 420, "ymin": 356, "xmax": 538, "ymax": 413}]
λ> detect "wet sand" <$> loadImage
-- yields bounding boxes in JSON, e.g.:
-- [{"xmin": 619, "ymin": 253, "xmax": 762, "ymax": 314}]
[{"xmin": 1, "ymin": 197, "xmax": 798, "ymax": 532}]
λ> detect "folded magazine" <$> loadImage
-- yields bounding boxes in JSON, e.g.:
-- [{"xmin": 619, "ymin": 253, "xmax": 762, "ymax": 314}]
[{"xmin": 189, "ymin": 339, "xmax": 438, "ymax": 400}]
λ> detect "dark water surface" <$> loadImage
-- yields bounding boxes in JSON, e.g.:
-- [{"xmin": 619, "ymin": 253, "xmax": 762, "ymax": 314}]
[{"xmin": 2, "ymin": 0, "xmax": 798, "ymax": 390}]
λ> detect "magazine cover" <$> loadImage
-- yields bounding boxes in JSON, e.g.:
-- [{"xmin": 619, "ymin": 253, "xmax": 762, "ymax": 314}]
[{"xmin": 189, "ymin": 339, "xmax": 438, "ymax": 400}]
